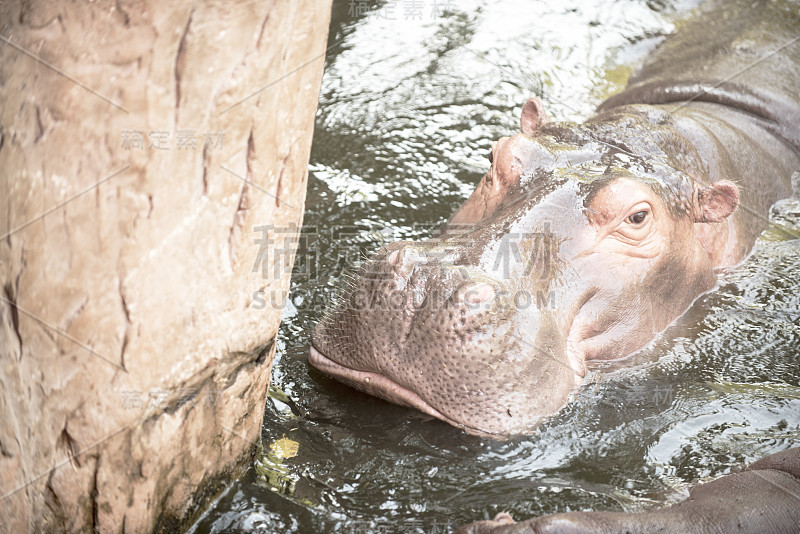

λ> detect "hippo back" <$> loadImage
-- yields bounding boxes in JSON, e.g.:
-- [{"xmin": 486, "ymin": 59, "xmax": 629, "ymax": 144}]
[{"xmin": 601, "ymin": 0, "xmax": 800, "ymax": 150}]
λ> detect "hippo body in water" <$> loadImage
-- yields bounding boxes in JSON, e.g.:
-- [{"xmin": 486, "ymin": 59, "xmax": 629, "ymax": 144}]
[
  {"xmin": 456, "ymin": 446, "xmax": 800, "ymax": 533},
  {"xmin": 310, "ymin": 0, "xmax": 800, "ymax": 530}
]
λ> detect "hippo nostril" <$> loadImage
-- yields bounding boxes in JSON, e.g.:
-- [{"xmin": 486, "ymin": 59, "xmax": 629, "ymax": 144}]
[
  {"xmin": 388, "ymin": 247, "xmax": 420, "ymax": 280},
  {"xmin": 387, "ymin": 248, "xmax": 404, "ymax": 266},
  {"xmin": 458, "ymin": 282, "xmax": 496, "ymax": 306}
]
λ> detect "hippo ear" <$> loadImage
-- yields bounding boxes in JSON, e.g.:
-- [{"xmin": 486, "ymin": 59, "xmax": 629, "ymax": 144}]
[
  {"xmin": 693, "ymin": 180, "xmax": 739, "ymax": 223},
  {"xmin": 520, "ymin": 97, "xmax": 550, "ymax": 136}
]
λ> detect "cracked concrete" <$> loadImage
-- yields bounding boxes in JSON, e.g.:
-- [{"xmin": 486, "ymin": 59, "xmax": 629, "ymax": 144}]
[{"xmin": 0, "ymin": 0, "xmax": 331, "ymax": 531}]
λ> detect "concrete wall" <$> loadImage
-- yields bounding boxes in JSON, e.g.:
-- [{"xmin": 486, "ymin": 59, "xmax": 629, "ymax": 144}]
[{"xmin": 0, "ymin": 0, "xmax": 332, "ymax": 531}]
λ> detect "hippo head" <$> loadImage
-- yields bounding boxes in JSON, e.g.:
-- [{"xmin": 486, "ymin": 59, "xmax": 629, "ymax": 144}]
[{"xmin": 310, "ymin": 98, "xmax": 739, "ymax": 436}]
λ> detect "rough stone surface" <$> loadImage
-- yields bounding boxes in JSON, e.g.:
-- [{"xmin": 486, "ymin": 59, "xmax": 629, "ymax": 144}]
[{"xmin": 0, "ymin": 0, "xmax": 332, "ymax": 531}]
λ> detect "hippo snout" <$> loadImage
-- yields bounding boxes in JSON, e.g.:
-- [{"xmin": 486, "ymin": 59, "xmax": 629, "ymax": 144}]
[{"xmin": 309, "ymin": 236, "xmax": 581, "ymax": 436}]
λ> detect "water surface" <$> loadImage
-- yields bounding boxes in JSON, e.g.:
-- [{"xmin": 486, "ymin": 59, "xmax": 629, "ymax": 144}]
[{"xmin": 192, "ymin": 0, "xmax": 800, "ymax": 531}]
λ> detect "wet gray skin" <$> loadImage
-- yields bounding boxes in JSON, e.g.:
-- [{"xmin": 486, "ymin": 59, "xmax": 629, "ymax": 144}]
[{"xmin": 310, "ymin": 0, "xmax": 800, "ymax": 436}]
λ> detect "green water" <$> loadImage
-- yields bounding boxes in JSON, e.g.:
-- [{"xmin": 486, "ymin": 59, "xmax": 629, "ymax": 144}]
[{"xmin": 191, "ymin": 0, "xmax": 800, "ymax": 531}]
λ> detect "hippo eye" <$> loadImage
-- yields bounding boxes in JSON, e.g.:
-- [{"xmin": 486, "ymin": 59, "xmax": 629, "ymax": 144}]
[
  {"xmin": 487, "ymin": 150, "xmax": 493, "ymax": 164},
  {"xmin": 628, "ymin": 210, "xmax": 647, "ymax": 224}
]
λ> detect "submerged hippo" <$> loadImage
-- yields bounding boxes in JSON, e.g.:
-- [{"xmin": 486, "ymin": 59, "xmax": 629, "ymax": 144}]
[
  {"xmin": 311, "ymin": 0, "xmax": 800, "ymax": 436},
  {"xmin": 310, "ymin": 0, "xmax": 800, "ymax": 530},
  {"xmin": 456, "ymin": 446, "xmax": 800, "ymax": 533}
]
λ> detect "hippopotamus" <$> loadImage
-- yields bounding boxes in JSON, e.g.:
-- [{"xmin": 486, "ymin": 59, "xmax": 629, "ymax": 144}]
[
  {"xmin": 310, "ymin": 0, "xmax": 800, "ymax": 528},
  {"xmin": 456, "ymin": 446, "xmax": 800, "ymax": 533},
  {"xmin": 310, "ymin": 0, "xmax": 800, "ymax": 435}
]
